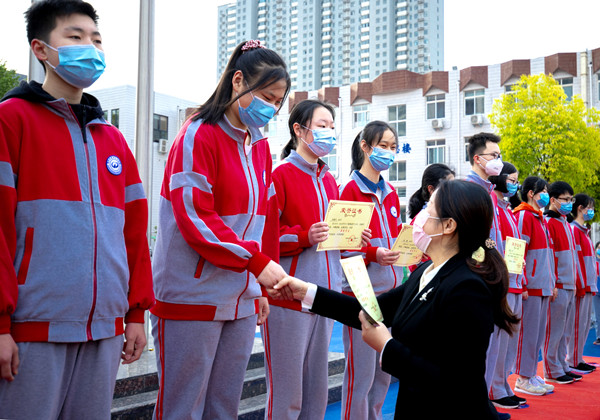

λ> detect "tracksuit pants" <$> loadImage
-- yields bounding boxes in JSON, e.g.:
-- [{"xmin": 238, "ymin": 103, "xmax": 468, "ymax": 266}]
[
  {"xmin": 261, "ymin": 305, "xmax": 334, "ymax": 420},
  {"xmin": 0, "ymin": 335, "xmax": 123, "ymax": 419},
  {"xmin": 515, "ymin": 295, "xmax": 550, "ymax": 378},
  {"xmin": 543, "ymin": 289, "xmax": 575, "ymax": 378},
  {"xmin": 567, "ymin": 293, "xmax": 593, "ymax": 367},
  {"xmin": 486, "ymin": 293, "xmax": 523, "ymax": 399},
  {"xmin": 341, "ymin": 324, "xmax": 391, "ymax": 420},
  {"xmin": 151, "ymin": 315, "xmax": 257, "ymax": 420}
]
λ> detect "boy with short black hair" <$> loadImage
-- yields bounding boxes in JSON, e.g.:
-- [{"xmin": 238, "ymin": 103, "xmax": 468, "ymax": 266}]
[
  {"xmin": 0, "ymin": 1, "xmax": 154, "ymax": 417},
  {"xmin": 543, "ymin": 181, "xmax": 581, "ymax": 385}
]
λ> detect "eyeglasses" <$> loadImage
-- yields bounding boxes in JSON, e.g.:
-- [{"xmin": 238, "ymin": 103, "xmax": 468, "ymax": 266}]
[
  {"xmin": 556, "ymin": 196, "xmax": 576, "ymax": 203},
  {"xmin": 506, "ymin": 178, "xmax": 519, "ymax": 185},
  {"xmin": 478, "ymin": 152, "xmax": 502, "ymax": 160}
]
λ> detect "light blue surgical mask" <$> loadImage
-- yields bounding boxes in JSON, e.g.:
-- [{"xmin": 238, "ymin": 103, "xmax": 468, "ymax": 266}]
[
  {"xmin": 503, "ymin": 182, "xmax": 519, "ymax": 198},
  {"xmin": 368, "ymin": 147, "xmax": 395, "ymax": 172},
  {"xmin": 238, "ymin": 93, "xmax": 277, "ymax": 128},
  {"xmin": 536, "ymin": 192, "xmax": 550, "ymax": 208},
  {"xmin": 301, "ymin": 126, "xmax": 336, "ymax": 157},
  {"xmin": 584, "ymin": 209, "xmax": 595, "ymax": 221},
  {"xmin": 558, "ymin": 202, "xmax": 573, "ymax": 216},
  {"xmin": 44, "ymin": 42, "xmax": 105, "ymax": 88}
]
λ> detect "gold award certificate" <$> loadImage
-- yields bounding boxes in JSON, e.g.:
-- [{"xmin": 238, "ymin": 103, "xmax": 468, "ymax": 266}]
[
  {"xmin": 504, "ymin": 236, "xmax": 527, "ymax": 274},
  {"xmin": 391, "ymin": 224, "xmax": 424, "ymax": 266},
  {"xmin": 317, "ymin": 200, "xmax": 375, "ymax": 251},
  {"xmin": 340, "ymin": 256, "xmax": 384, "ymax": 324}
]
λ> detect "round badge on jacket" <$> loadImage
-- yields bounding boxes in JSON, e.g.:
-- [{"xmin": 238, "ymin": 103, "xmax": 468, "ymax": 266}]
[
  {"xmin": 262, "ymin": 169, "xmax": 267, "ymax": 186},
  {"xmin": 106, "ymin": 155, "xmax": 122, "ymax": 175},
  {"xmin": 390, "ymin": 206, "xmax": 398, "ymax": 218}
]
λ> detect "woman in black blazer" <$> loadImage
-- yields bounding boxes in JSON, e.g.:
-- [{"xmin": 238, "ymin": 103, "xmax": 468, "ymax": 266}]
[{"xmin": 273, "ymin": 180, "xmax": 519, "ymax": 419}]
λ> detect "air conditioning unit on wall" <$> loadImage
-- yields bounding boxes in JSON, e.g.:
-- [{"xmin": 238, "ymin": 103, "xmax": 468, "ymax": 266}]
[
  {"xmin": 470, "ymin": 114, "xmax": 484, "ymax": 126},
  {"xmin": 431, "ymin": 119, "xmax": 444, "ymax": 129},
  {"xmin": 158, "ymin": 138, "xmax": 169, "ymax": 154}
]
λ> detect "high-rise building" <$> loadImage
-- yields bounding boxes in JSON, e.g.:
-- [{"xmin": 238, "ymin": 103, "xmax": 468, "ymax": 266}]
[{"xmin": 217, "ymin": 0, "xmax": 444, "ymax": 91}]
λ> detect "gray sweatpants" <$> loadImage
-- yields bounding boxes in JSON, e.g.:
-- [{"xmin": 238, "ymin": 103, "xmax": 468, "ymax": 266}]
[
  {"xmin": 261, "ymin": 305, "xmax": 334, "ymax": 420},
  {"xmin": 567, "ymin": 293, "xmax": 593, "ymax": 367},
  {"xmin": 341, "ymin": 324, "xmax": 391, "ymax": 420},
  {"xmin": 151, "ymin": 315, "xmax": 257, "ymax": 420},
  {"xmin": 514, "ymin": 295, "xmax": 550, "ymax": 378},
  {"xmin": 486, "ymin": 293, "xmax": 522, "ymax": 399},
  {"xmin": 543, "ymin": 289, "xmax": 575, "ymax": 378},
  {"xmin": 0, "ymin": 335, "xmax": 123, "ymax": 420}
]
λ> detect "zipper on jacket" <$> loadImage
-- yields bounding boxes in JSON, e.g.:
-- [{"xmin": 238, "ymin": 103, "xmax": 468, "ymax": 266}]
[{"xmin": 316, "ymin": 166, "xmax": 332, "ymax": 289}]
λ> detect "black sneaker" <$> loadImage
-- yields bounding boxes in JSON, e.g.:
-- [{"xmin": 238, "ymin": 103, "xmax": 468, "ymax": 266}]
[
  {"xmin": 570, "ymin": 363, "xmax": 595, "ymax": 374},
  {"xmin": 565, "ymin": 371, "xmax": 582, "ymax": 381},
  {"xmin": 545, "ymin": 375, "xmax": 574, "ymax": 384},
  {"xmin": 492, "ymin": 397, "xmax": 520, "ymax": 409},
  {"xmin": 511, "ymin": 395, "xmax": 527, "ymax": 405},
  {"xmin": 580, "ymin": 362, "xmax": 596, "ymax": 372}
]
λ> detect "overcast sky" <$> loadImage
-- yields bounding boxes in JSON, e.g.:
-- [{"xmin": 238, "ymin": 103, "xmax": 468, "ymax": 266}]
[{"xmin": 1, "ymin": 0, "xmax": 598, "ymax": 104}]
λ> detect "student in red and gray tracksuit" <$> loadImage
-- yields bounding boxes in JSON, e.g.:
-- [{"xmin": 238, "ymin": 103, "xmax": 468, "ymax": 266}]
[
  {"xmin": 543, "ymin": 181, "xmax": 581, "ymax": 385},
  {"xmin": 568, "ymin": 194, "xmax": 597, "ymax": 374},
  {"xmin": 513, "ymin": 176, "xmax": 556, "ymax": 396},
  {"xmin": 338, "ymin": 121, "xmax": 403, "ymax": 420},
  {"xmin": 150, "ymin": 41, "xmax": 291, "ymax": 420},
  {"xmin": 262, "ymin": 99, "xmax": 358, "ymax": 420},
  {"xmin": 485, "ymin": 163, "xmax": 528, "ymax": 409}
]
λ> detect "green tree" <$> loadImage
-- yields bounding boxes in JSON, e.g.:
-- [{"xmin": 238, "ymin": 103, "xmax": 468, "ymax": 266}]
[
  {"xmin": 0, "ymin": 61, "xmax": 21, "ymax": 99},
  {"xmin": 489, "ymin": 73, "xmax": 600, "ymax": 198}
]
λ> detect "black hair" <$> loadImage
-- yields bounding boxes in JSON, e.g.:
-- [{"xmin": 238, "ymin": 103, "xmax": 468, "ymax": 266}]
[
  {"xmin": 350, "ymin": 121, "xmax": 397, "ymax": 173},
  {"xmin": 434, "ymin": 180, "xmax": 519, "ymax": 334},
  {"xmin": 25, "ymin": 0, "xmax": 98, "ymax": 44},
  {"xmin": 517, "ymin": 176, "xmax": 549, "ymax": 206},
  {"xmin": 488, "ymin": 161, "xmax": 518, "ymax": 194},
  {"xmin": 408, "ymin": 163, "xmax": 455, "ymax": 219},
  {"xmin": 25, "ymin": 0, "xmax": 98, "ymax": 68},
  {"xmin": 467, "ymin": 132, "xmax": 501, "ymax": 165},
  {"xmin": 548, "ymin": 180, "xmax": 574, "ymax": 199},
  {"xmin": 281, "ymin": 99, "xmax": 335, "ymax": 160},
  {"xmin": 193, "ymin": 41, "xmax": 291, "ymax": 125},
  {"xmin": 571, "ymin": 193, "xmax": 595, "ymax": 220}
]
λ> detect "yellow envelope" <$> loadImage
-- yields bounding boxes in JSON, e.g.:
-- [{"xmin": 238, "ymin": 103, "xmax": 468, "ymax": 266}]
[
  {"xmin": 391, "ymin": 224, "xmax": 424, "ymax": 266},
  {"xmin": 317, "ymin": 200, "xmax": 375, "ymax": 251},
  {"xmin": 504, "ymin": 236, "xmax": 527, "ymax": 274},
  {"xmin": 340, "ymin": 256, "xmax": 384, "ymax": 323}
]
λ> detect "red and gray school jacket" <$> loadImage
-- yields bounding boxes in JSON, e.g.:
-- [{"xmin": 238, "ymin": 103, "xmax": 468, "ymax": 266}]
[
  {"xmin": 268, "ymin": 150, "xmax": 342, "ymax": 312},
  {"xmin": 151, "ymin": 116, "xmax": 279, "ymax": 321},
  {"xmin": 513, "ymin": 203, "xmax": 555, "ymax": 296},
  {"xmin": 571, "ymin": 221, "xmax": 598, "ymax": 295},
  {"xmin": 545, "ymin": 210, "xmax": 577, "ymax": 291},
  {"xmin": 339, "ymin": 171, "xmax": 403, "ymax": 295},
  {"xmin": 496, "ymin": 199, "xmax": 525, "ymax": 293},
  {"xmin": 0, "ymin": 87, "xmax": 154, "ymax": 343}
]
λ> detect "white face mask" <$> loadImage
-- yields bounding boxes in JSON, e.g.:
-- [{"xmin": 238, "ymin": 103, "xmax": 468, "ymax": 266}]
[{"xmin": 478, "ymin": 155, "xmax": 503, "ymax": 177}]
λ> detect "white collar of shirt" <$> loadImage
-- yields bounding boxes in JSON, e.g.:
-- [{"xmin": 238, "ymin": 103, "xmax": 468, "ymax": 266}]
[{"xmin": 418, "ymin": 259, "xmax": 449, "ymax": 293}]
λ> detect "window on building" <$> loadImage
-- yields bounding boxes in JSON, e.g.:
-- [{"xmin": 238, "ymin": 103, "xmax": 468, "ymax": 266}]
[
  {"xmin": 103, "ymin": 110, "xmax": 108, "ymax": 120},
  {"xmin": 426, "ymin": 94, "xmax": 445, "ymax": 119},
  {"xmin": 388, "ymin": 105, "xmax": 406, "ymax": 136},
  {"xmin": 400, "ymin": 204, "xmax": 407, "ymax": 223},
  {"xmin": 464, "ymin": 89, "xmax": 484, "ymax": 115},
  {"xmin": 557, "ymin": 77, "xmax": 573, "ymax": 101},
  {"xmin": 426, "ymin": 139, "xmax": 445, "ymax": 164},
  {"xmin": 271, "ymin": 153, "xmax": 278, "ymax": 166},
  {"xmin": 389, "ymin": 161, "xmax": 406, "ymax": 182},
  {"xmin": 353, "ymin": 104, "xmax": 369, "ymax": 128},
  {"xmin": 322, "ymin": 146, "xmax": 337, "ymax": 172},
  {"xmin": 464, "ymin": 139, "xmax": 471, "ymax": 162},
  {"xmin": 110, "ymin": 109, "xmax": 119, "ymax": 128},
  {"xmin": 153, "ymin": 114, "xmax": 168, "ymax": 142},
  {"xmin": 395, "ymin": 186, "xmax": 407, "ymax": 198},
  {"xmin": 264, "ymin": 120, "xmax": 276, "ymax": 135}
]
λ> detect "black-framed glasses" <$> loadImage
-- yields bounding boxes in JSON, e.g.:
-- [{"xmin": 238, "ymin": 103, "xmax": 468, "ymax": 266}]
[
  {"xmin": 478, "ymin": 152, "xmax": 502, "ymax": 160},
  {"xmin": 556, "ymin": 196, "xmax": 576, "ymax": 203}
]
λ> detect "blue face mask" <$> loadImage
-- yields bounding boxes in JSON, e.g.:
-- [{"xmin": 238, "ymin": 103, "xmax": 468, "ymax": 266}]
[
  {"xmin": 584, "ymin": 209, "xmax": 595, "ymax": 221},
  {"xmin": 536, "ymin": 192, "xmax": 550, "ymax": 208},
  {"xmin": 597, "ymin": 249, "xmax": 600, "ymax": 258},
  {"xmin": 301, "ymin": 126, "xmax": 336, "ymax": 157},
  {"xmin": 44, "ymin": 42, "xmax": 106, "ymax": 88},
  {"xmin": 238, "ymin": 93, "xmax": 277, "ymax": 128},
  {"xmin": 368, "ymin": 147, "xmax": 395, "ymax": 172},
  {"xmin": 503, "ymin": 182, "xmax": 519, "ymax": 198},
  {"xmin": 558, "ymin": 202, "xmax": 573, "ymax": 216}
]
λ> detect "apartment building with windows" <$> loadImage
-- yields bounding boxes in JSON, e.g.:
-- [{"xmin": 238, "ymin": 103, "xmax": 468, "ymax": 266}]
[{"xmin": 217, "ymin": 0, "xmax": 444, "ymax": 91}]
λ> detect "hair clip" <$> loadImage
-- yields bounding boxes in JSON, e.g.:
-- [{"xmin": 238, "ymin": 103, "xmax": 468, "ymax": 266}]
[
  {"xmin": 241, "ymin": 40, "xmax": 265, "ymax": 51},
  {"xmin": 485, "ymin": 238, "xmax": 496, "ymax": 249}
]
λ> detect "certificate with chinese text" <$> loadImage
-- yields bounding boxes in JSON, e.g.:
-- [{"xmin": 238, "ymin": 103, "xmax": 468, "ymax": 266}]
[
  {"xmin": 317, "ymin": 200, "xmax": 375, "ymax": 251},
  {"xmin": 504, "ymin": 236, "xmax": 527, "ymax": 274},
  {"xmin": 391, "ymin": 224, "xmax": 424, "ymax": 266},
  {"xmin": 340, "ymin": 256, "xmax": 383, "ymax": 324}
]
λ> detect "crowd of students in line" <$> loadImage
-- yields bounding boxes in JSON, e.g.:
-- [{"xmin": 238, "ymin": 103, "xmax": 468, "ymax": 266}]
[{"xmin": 1, "ymin": 2, "xmax": 599, "ymax": 420}]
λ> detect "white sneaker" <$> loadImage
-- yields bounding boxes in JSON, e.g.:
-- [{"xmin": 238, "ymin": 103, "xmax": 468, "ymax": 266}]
[
  {"xmin": 533, "ymin": 375, "xmax": 554, "ymax": 393},
  {"xmin": 514, "ymin": 376, "xmax": 546, "ymax": 396}
]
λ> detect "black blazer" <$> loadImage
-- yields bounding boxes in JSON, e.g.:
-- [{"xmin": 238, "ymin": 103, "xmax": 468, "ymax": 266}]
[{"xmin": 311, "ymin": 254, "xmax": 499, "ymax": 419}]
